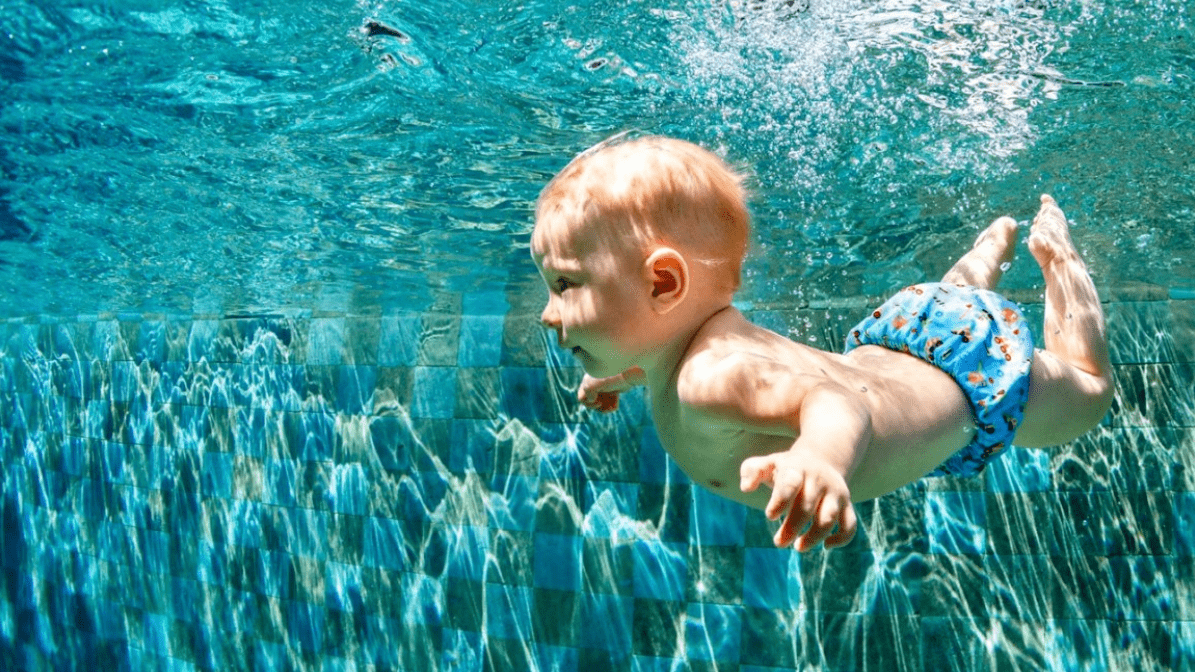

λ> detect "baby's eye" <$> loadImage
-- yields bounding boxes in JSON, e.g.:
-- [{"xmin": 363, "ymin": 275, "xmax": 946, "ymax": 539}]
[{"xmin": 554, "ymin": 277, "xmax": 576, "ymax": 293}]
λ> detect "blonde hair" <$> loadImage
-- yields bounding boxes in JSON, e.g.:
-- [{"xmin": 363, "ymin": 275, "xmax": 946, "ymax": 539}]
[{"xmin": 535, "ymin": 135, "xmax": 751, "ymax": 292}]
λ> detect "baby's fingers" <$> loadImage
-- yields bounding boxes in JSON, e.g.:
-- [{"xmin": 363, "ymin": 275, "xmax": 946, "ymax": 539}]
[
  {"xmin": 771, "ymin": 479, "xmax": 816, "ymax": 546},
  {"xmin": 739, "ymin": 456, "xmax": 776, "ymax": 494},
  {"xmin": 592, "ymin": 391, "xmax": 619, "ymax": 412},
  {"xmin": 823, "ymin": 503, "xmax": 859, "ymax": 549},
  {"xmin": 578, "ymin": 389, "xmax": 620, "ymax": 412},
  {"xmin": 795, "ymin": 495, "xmax": 854, "ymax": 551}
]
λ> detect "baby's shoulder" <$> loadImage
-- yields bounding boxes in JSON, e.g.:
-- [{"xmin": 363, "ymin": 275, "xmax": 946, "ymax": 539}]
[{"xmin": 675, "ymin": 337, "xmax": 819, "ymax": 418}]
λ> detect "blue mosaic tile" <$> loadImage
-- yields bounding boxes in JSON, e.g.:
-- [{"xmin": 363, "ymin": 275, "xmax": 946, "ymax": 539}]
[
  {"xmin": 377, "ymin": 315, "xmax": 420, "ymax": 367},
  {"xmin": 1175, "ymin": 492, "xmax": 1195, "ymax": 557},
  {"xmin": 306, "ymin": 318, "xmax": 346, "ymax": 367},
  {"xmin": 324, "ymin": 561, "xmax": 363, "ymax": 614},
  {"xmin": 366, "ymin": 416, "xmax": 413, "ymax": 472},
  {"xmin": 449, "ymin": 419, "xmax": 495, "ymax": 474},
  {"xmin": 582, "ymin": 480, "xmax": 639, "ymax": 539},
  {"xmin": 445, "ymin": 525, "xmax": 488, "ymax": 582},
  {"xmin": 690, "ymin": 486, "xmax": 747, "ymax": 547},
  {"xmin": 327, "ymin": 462, "xmax": 366, "ymax": 516},
  {"xmin": 685, "ymin": 602, "xmax": 742, "ymax": 663},
  {"xmin": 986, "ymin": 447, "xmax": 1051, "ymax": 492},
  {"xmin": 742, "ymin": 547, "xmax": 798, "ymax": 609},
  {"xmin": 538, "ymin": 439, "xmax": 588, "ymax": 484},
  {"xmin": 925, "ymin": 491, "xmax": 986, "ymax": 555},
  {"xmin": 631, "ymin": 655, "xmax": 683, "ymax": 672},
  {"xmin": 458, "ymin": 314, "xmax": 504, "ymax": 367},
  {"xmin": 284, "ymin": 410, "xmax": 336, "ymax": 462},
  {"xmin": 285, "ymin": 600, "xmax": 325, "ymax": 653},
  {"xmin": 363, "ymin": 516, "xmax": 412, "ymax": 572},
  {"xmin": 91, "ymin": 321, "xmax": 129, "ymax": 362},
  {"xmin": 485, "ymin": 583, "xmax": 533, "ymax": 639},
  {"xmin": 488, "ymin": 475, "xmax": 537, "ymax": 532},
  {"xmin": 254, "ymin": 639, "xmax": 288, "ymax": 670},
  {"xmin": 230, "ymin": 500, "xmax": 265, "ymax": 549},
  {"xmin": 285, "ymin": 507, "xmax": 331, "ymax": 561},
  {"xmin": 336, "ymin": 365, "xmax": 376, "ymax": 415},
  {"xmin": 141, "ymin": 611, "xmax": 171, "ymax": 656},
  {"xmin": 577, "ymin": 592, "xmax": 632, "ymax": 656},
  {"xmin": 411, "ymin": 366, "xmax": 457, "ymax": 419},
  {"xmin": 136, "ymin": 321, "xmax": 166, "ymax": 363},
  {"xmin": 533, "ymin": 532, "xmax": 582, "ymax": 591},
  {"xmin": 186, "ymin": 320, "xmax": 219, "ymax": 362},
  {"xmin": 534, "ymin": 644, "xmax": 579, "ymax": 672},
  {"xmin": 632, "ymin": 539, "xmax": 687, "ymax": 602},
  {"xmin": 0, "ymin": 306, "xmax": 1190, "ymax": 670},
  {"xmin": 261, "ymin": 458, "xmax": 299, "ymax": 508},
  {"xmin": 499, "ymin": 367, "xmax": 549, "ymax": 422},
  {"xmin": 442, "ymin": 627, "xmax": 484, "ymax": 670},
  {"xmin": 109, "ymin": 361, "xmax": 139, "ymax": 403}
]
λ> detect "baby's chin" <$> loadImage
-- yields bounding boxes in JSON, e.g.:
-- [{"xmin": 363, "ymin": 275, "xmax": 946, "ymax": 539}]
[{"xmin": 574, "ymin": 348, "xmax": 623, "ymax": 378}]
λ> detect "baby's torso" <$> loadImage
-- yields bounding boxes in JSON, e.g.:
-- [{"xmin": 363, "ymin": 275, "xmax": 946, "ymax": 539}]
[{"xmin": 651, "ymin": 310, "xmax": 979, "ymax": 505}]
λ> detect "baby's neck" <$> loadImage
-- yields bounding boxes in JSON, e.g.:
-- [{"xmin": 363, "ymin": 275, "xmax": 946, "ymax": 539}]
[{"xmin": 640, "ymin": 299, "xmax": 734, "ymax": 393}]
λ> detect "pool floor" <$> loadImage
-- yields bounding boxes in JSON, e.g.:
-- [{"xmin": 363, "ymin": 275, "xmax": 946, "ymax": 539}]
[{"xmin": 0, "ymin": 287, "xmax": 1191, "ymax": 670}]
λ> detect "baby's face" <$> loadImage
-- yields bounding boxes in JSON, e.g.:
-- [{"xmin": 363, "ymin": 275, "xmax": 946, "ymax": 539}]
[{"xmin": 531, "ymin": 217, "xmax": 653, "ymax": 378}]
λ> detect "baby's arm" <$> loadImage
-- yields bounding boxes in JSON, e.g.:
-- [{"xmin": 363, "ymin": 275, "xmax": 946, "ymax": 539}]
[
  {"xmin": 577, "ymin": 367, "xmax": 646, "ymax": 412},
  {"xmin": 739, "ymin": 383, "xmax": 870, "ymax": 551},
  {"xmin": 682, "ymin": 355, "xmax": 870, "ymax": 551}
]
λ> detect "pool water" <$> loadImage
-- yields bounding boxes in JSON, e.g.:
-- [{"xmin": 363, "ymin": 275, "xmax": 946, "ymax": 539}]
[{"xmin": 1, "ymin": 0, "xmax": 1194, "ymax": 669}]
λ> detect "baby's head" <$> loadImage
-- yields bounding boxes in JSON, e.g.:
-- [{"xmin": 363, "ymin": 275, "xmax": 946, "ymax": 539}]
[{"xmin": 533, "ymin": 136, "xmax": 750, "ymax": 295}]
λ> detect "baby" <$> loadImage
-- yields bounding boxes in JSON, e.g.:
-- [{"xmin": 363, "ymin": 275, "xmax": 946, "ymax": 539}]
[{"xmin": 530, "ymin": 136, "xmax": 1114, "ymax": 552}]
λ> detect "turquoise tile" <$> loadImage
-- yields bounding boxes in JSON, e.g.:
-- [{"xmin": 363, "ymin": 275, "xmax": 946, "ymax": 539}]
[
  {"xmin": 363, "ymin": 516, "xmax": 412, "ymax": 572},
  {"xmin": 442, "ymin": 627, "xmax": 484, "ymax": 671},
  {"xmin": 306, "ymin": 318, "xmax": 346, "ymax": 366},
  {"xmin": 458, "ymin": 314, "xmax": 504, "ymax": 367},
  {"xmin": 578, "ymin": 592, "xmax": 632, "ymax": 655},
  {"xmin": 411, "ymin": 366, "xmax": 457, "ymax": 419},
  {"xmin": 377, "ymin": 315, "xmax": 420, "ymax": 367},
  {"xmin": 632, "ymin": 539, "xmax": 687, "ymax": 602},
  {"xmin": 684, "ymin": 603, "xmax": 742, "ymax": 663},
  {"xmin": 533, "ymin": 532, "xmax": 581, "ymax": 591},
  {"xmin": 985, "ymin": 447, "xmax": 1051, "ymax": 492},
  {"xmin": 925, "ymin": 491, "xmax": 986, "ymax": 555},
  {"xmin": 689, "ymin": 486, "xmax": 747, "ymax": 547},
  {"xmin": 742, "ymin": 547, "xmax": 798, "ymax": 609},
  {"xmin": 446, "ymin": 525, "xmax": 488, "ymax": 582},
  {"xmin": 484, "ymin": 583, "xmax": 533, "ymax": 639}
]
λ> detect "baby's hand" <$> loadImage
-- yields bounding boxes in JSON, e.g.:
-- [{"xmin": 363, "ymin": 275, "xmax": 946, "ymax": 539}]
[
  {"xmin": 740, "ymin": 451, "xmax": 858, "ymax": 551},
  {"xmin": 577, "ymin": 367, "xmax": 646, "ymax": 413}
]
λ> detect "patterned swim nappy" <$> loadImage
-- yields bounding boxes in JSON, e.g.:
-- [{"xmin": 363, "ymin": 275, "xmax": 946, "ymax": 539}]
[{"xmin": 843, "ymin": 282, "xmax": 1035, "ymax": 477}]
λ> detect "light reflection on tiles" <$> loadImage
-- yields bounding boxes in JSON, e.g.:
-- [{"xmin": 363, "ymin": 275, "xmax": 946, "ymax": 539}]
[{"xmin": 0, "ymin": 297, "xmax": 1191, "ymax": 670}]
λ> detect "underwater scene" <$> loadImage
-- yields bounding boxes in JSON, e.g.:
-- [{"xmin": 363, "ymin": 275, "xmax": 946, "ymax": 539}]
[{"xmin": 1, "ymin": 0, "xmax": 1194, "ymax": 669}]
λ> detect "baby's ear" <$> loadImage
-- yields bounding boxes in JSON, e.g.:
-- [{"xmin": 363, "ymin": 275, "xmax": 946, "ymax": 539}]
[{"xmin": 644, "ymin": 248, "xmax": 688, "ymax": 313}]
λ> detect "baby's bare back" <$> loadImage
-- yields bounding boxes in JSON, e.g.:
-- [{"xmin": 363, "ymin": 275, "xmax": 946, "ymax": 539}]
[{"xmin": 652, "ymin": 310, "xmax": 979, "ymax": 505}]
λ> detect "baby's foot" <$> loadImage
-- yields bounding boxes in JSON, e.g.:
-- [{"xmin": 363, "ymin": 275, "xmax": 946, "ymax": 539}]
[{"xmin": 1028, "ymin": 195, "xmax": 1082, "ymax": 270}]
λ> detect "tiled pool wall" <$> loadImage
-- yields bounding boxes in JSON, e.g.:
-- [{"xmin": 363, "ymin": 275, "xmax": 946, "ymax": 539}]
[{"xmin": 0, "ymin": 290, "xmax": 1192, "ymax": 671}]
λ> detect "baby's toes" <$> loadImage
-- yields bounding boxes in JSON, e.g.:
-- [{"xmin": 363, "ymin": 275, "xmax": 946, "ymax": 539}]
[{"xmin": 1027, "ymin": 230, "xmax": 1056, "ymax": 267}]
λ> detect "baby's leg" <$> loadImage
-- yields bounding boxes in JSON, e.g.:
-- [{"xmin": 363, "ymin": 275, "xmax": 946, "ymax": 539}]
[
  {"xmin": 1015, "ymin": 195, "xmax": 1115, "ymax": 447},
  {"xmin": 940, "ymin": 216, "xmax": 1019, "ymax": 289}
]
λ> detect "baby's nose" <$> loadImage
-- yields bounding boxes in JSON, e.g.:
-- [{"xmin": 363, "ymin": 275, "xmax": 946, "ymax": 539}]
[{"xmin": 540, "ymin": 301, "xmax": 560, "ymax": 329}]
